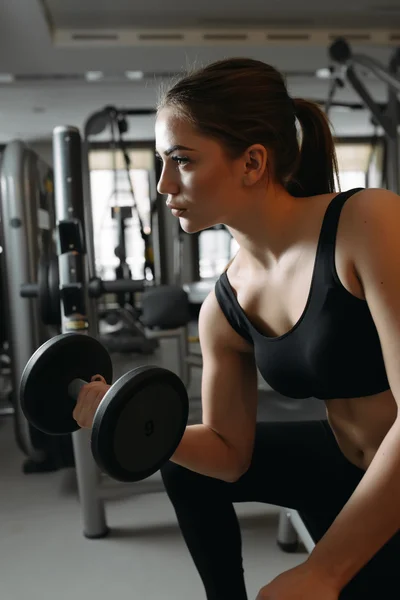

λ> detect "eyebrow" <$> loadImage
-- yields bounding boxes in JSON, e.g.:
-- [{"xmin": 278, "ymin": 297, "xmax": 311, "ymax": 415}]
[{"xmin": 156, "ymin": 145, "xmax": 197, "ymax": 157}]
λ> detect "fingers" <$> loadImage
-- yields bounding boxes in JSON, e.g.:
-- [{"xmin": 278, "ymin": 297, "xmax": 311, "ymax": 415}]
[
  {"xmin": 72, "ymin": 383, "xmax": 91, "ymax": 428},
  {"xmin": 80, "ymin": 389, "xmax": 102, "ymax": 428},
  {"xmin": 91, "ymin": 374, "xmax": 106, "ymax": 384},
  {"xmin": 73, "ymin": 381, "xmax": 109, "ymax": 429}
]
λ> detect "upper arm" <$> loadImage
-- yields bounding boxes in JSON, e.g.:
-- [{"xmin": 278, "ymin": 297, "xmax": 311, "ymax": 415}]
[
  {"xmin": 198, "ymin": 289, "xmax": 258, "ymax": 471},
  {"xmin": 349, "ymin": 188, "xmax": 400, "ymax": 404}
]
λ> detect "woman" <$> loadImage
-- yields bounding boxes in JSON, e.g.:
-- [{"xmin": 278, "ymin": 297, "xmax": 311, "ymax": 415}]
[{"xmin": 75, "ymin": 58, "xmax": 400, "ymax": 599}]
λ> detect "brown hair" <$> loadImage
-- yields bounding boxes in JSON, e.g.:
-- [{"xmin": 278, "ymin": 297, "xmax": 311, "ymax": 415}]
[{"xmin": 158, "ymin": 58, "xmax": 339, "ymax": 197}]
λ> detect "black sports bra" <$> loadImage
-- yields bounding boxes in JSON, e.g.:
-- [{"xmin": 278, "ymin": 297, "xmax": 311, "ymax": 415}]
[{"xmin": 215, "ymin": 188, "xmax": 389, "ymax": 400}]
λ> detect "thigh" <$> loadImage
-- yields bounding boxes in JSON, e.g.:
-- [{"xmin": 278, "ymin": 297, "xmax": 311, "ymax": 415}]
[{"xmin": 229, "ymin": 420, "xmax": 364, "ymax": 512}]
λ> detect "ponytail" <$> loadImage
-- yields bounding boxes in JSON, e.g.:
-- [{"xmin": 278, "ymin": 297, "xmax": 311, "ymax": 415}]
[{"xmin": 287, "ymin": 99, "xmax": 340, "ymax": 197}]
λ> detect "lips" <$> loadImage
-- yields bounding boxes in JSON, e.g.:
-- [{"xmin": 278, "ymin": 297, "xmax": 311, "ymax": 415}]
[
  {"xmin": 167, "ymin": 203, "xmax": 187, "ymax": 210},
  {"xmin": 167, "ymin": 202, "xmax": 187, "ymax": 217},
  {"xmin": 171, "ymin": 208, "xmax": 187, "ymax": 217}
]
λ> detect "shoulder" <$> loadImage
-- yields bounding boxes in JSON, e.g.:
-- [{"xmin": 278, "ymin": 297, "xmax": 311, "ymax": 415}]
[
  {"xmin": 340, "ymin": 187, "xmax": 400, "ymax": 236},
  {"xmin": 200, "ymin": 287, "xmax": 254, "ymax": 354},
  {"xmin": 344, "ymin": 187, "xmax": 400, "ymax": 218},
  {"xmin": 342, "ymin": 188, "xmax": 400, "ymax": 270}
]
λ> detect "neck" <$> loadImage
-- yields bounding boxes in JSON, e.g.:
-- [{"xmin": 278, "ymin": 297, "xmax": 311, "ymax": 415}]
[{"xmin": 226, "ymin": 184, "xmax": 313, "ymax": 270}]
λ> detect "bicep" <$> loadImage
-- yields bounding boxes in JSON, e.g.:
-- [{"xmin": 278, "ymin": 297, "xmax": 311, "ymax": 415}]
[{"xmin": 198, "ymin": 291, "xmax": 258, "ymax": 468}]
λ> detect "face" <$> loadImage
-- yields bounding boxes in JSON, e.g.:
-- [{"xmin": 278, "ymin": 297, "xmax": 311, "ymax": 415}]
[{"xmin": 155, "ymin": 107, "xmax": 249, "ymax": 234}]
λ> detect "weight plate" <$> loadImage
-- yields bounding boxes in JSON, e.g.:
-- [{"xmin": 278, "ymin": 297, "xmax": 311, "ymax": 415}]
[
  {"xmin": 38, "ymin": 257, "xmax": 51, "ymax": 325},
  {"xmin": 48, "ymin": 254, "xmax": 61, "ymax": 326},
  {"xmin": 20, "ymin": 333, "xmax": 113, "ymax": 435},
  {"xmin": 91, "ymin": 366, "xmax": 189, "ymax": 482}
]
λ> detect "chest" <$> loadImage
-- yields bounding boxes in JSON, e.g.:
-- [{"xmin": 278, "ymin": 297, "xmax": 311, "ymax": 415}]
[{"xmin": 230, "ymin": 234, "xmax": 364, "ymax": 340}]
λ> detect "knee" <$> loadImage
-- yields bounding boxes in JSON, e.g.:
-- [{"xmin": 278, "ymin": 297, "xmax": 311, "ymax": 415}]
[
  {"xmin": 161, "ymin": 460, "xmax": 193, "ymax": 495},
  {"xmin": 161, "ymin": 461, "xmax": 216, "ymax": 503}
]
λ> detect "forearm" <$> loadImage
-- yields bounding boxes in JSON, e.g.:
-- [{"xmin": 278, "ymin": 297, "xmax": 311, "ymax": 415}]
[
  {"xmin": 307, "ymin": 419, "xmax": 400, "ymax": 589},
  {"xmin": 171, "ymin": 424, "xmax": 243, "ymax": 482}
]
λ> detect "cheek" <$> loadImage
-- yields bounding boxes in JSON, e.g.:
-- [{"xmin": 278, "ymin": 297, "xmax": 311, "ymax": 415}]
[{"xmin": 186, "ymin": 164, "xmax": 233, "ymax": 205}]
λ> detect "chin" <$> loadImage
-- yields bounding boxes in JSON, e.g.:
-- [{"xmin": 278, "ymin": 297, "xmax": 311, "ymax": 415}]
[
  {"xmin": 179, "ymin": 221, "xmax": 202, "ymax": 234},
  {"xmin": 179, "ymin": 216, "xmax": 220, "ymax": 233},
  {"xmin": 179, "ymin": 215, "xmax": 214, "ymax": 235}
]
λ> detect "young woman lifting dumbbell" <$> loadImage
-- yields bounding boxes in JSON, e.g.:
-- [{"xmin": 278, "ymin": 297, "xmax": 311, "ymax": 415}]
[{"xmin": 75, "ymin": 58, "xmax": 400, "ymax": 599}]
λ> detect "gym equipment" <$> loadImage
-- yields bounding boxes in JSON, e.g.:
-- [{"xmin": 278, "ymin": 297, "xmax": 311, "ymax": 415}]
[
  {"xmin": 112, "ymin": 205, "xmax": 135, "ymax": 306},
  {"xmin": 98, "ymin": 305, "xmax": 158, "ymax": 355},
  {"xmin": 20, "ymin": 254, "xmax": 61, "ymax": 326},
  {"xmin": 141, "ymin": 285, "xmax": 191, "ymax": 330},
  {"xmin": 21, "ymin": 333, "xmax": 189, "ymax": 482},
  {"xmin": 85, "ymin": 106, "xmax": 156, "ymax": 282},
  {"xmin": 21, "ymin": 125, "xmax": 193, "ymax": 537},
  {"xmin": 0, "ymin": 140, "xmax": 75, "ymax": 473},
  {"xmin": 83, "ymin": 106, "xmax": 174, "ymax": 353},
  {"xmin": 328, "ymin": 38, "xmax": 400, "ymax": 194},
  {"xmin": 20, "ymin": 259, "xmax": 146, "ymax": 327},
  {"xmin": 20, "ymin": 258, "xmax": 192, "ymax": 355},
  {"xmin": 277, "ymin": 508, "xmax": 315, "ymax": 554},
  {"xmin": 84, "ymin": 105, "xmax": 200, "ymax": 287}
]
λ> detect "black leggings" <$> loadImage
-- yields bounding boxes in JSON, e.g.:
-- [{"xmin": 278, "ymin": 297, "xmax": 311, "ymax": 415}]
[{"xmin": 161, "ymin": 420, "xmax": 400, "ymax": 599}]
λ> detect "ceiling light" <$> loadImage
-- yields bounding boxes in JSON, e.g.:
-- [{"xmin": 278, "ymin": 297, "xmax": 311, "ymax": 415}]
[
  {"xmin": 0, "ymin": 73, "xmax": 15, "ymax": 83},
  {"xmin": 85, "ymin": 71, "xmax": 104, "ymax": 82},
  {"xmin": 125, "ymin": 71, "xmax": 144, "ymax": 81},
  {"xmin": 316, "ymin": 68, "xmax": 332, "ymax": 79}
]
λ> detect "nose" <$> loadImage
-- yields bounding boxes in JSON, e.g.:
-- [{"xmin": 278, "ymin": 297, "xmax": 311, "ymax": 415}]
[{"xmin": 157, "ymin": 167, "xmax": 179, "ymax": 197}]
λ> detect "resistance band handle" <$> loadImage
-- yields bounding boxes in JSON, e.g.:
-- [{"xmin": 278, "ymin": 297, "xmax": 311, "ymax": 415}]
[{"xmin": 68, "ymin": 378, "xmax": 89, "ymax": 401}]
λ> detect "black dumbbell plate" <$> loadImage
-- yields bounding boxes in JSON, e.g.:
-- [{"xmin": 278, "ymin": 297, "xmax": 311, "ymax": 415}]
[
  {"xmin": 20, "ymin": 334, "xmax": 113, "ymax": 435},
  {"xmin": 91, "ymin": 366, "xmax": 189, "ymax": 482}
]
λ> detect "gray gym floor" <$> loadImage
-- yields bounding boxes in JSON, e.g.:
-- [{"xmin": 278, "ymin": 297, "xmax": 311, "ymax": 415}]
[{"xmin": 0, "ymin": 332, "xmax": 325, "ymax": 600}]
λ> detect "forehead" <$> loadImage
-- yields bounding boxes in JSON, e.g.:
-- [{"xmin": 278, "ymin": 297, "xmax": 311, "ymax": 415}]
[{"xmin": 155, "ymin": 107, "xmax": 196, "ymax": 146}]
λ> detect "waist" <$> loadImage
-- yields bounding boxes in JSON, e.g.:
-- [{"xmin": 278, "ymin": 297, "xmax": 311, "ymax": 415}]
[{"xmin": 325, "ymin": 389, "xmax": 398, "ymax": 470}]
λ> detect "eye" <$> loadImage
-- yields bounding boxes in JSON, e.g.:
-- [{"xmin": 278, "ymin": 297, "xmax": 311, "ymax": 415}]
[{"xmin": 171, "ymin": 156, "xmax": 190, "ymax": 166}]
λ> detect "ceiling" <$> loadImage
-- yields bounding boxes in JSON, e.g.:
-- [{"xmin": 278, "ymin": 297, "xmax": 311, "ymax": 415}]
[
  {"xmin": 0, "ymin": 0, "xmax": 399, "ymax": 144},
  {"xmin": 45, "ymin": 0, "xmax": 400, "ymax": 29}
]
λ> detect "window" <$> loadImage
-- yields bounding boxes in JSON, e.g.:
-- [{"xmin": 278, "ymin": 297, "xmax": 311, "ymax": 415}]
[
  {"xmin": 199, "ymin": 227, "xmax": 234, "ymax": 280},
  {"xmin": 335, "ymin": 141, "xmax": 382, "ymax": 190},
  {"xmin": 89, "ymin": 147, "xmax": 155, "ymax": 281}
]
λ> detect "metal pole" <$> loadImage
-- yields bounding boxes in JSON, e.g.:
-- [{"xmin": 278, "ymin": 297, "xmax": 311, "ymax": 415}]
[
  {"xmin": 53, "ymin": 126, "xmax": 108, "ymax": 539},
  {"xmin": 346, "ymin": 67, "xmax": 393, "ymax": 136},
  {"xmin": 277, "ymin": 509, "xmax": 299, "ymax": 552},
  {"xmin": 386, "ymin": 50, "xmax": 400, "ymax": 194},
  {"xmin": 153, "ymin": 159, "xmax": 168, "ymax": 285},
  {"xmin": 353, "ymin": 53, "xmax": 400, "ymax": 94},
  {"xmin": 81, "ymin": 140, "xmax": 98, "ymax": 282},
  {"xmin": 81, "ymin": 138, "xmax": 99, "ymax": 331}
]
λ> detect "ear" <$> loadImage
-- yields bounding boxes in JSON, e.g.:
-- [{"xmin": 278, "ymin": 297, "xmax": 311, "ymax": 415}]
[{"xmin": 242, "ymin": 144, "xmax": 268, "ymax": 186}]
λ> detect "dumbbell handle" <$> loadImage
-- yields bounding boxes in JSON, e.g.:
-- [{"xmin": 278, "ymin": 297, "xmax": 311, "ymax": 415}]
[{"xmin": 67, "ymin": 378, "xmax": 90, "ymax": 401}]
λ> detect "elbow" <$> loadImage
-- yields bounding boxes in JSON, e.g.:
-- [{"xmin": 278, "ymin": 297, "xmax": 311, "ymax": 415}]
[{"xmin": 224, "ymin": 461, "xmax": 251, "ymax": 483}]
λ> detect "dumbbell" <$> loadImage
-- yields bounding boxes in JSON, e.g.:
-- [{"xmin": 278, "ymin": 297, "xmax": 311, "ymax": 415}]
[{"xmin": 20, "ymin": 333, "xmax": 189, "ymax": 482}]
